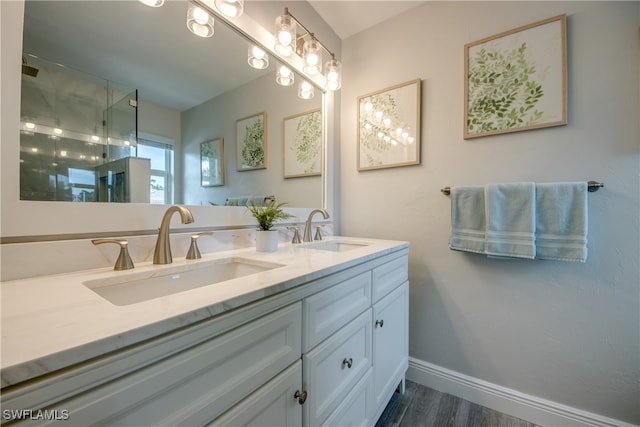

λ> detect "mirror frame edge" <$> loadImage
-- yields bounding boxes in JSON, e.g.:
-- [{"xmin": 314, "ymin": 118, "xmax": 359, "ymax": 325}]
[{"xmin": 2, "ymin": 0, "xmax": 335, "ymax": 239}]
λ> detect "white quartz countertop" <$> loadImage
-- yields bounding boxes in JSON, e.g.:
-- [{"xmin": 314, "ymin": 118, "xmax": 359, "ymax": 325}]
[{"xmin": 0, "ymin": 236, "xmax": 408, "ymax": 387}]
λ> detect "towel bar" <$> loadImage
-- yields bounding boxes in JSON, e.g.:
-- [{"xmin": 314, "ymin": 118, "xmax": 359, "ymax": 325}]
[{"xmin": 440, "ymin": 181, "xmax": 604, "ymax": 196}]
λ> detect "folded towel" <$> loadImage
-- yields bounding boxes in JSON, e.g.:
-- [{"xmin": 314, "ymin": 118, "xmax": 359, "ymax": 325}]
[
  {"xmin": 484, "ymin": 182, "xmax": 536, "ymax": 259},
  {"xmin": 449, "ymin": 186, "xmax": 486, "ymax": 254},
  {"xmin": 535, "ymin": 182, "xmax": 588, "ymax": 262}
]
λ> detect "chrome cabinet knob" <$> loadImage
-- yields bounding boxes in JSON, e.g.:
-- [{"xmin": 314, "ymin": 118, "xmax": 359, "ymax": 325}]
[
  {"xmin": 294, "ymin": 390, "xmax": 308, "ymax": 405},
  {"xmin": 341, "ymin": 357, "xmax": 353, "ymax": 369}
]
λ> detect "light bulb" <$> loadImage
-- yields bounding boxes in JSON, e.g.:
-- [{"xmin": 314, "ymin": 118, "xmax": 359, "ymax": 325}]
[
  {"xmin": 248, "ymin": 45, "xmax": 269, "ymax": 69},
  {"xmin": 139, "ymin": 0, "xmax": 164, "ymax": 7},
  {"xmin": 303, "ymin": 38, "xmax": 322, "ymax": 76},
  {"xmin": 274, "ymin": 14, "xmax": 296, "ymax": 56},
  {"xmin": 324, "ymin": 58, "xmax": 341, "ymax": 91},
  {"xmin": 53, "ymin": 128, "xmax": 63, "ymax": 135},
  {"xmin": 298, "ymin": 81, "xmax": 314, "ymax": 99},
  {"xmin": 25, "ymin": 122, "xmax": 36, "ymax": 130},
  {"xmin": 188, "ymin": 4, "xmax": 214, "ymax": 38},
  {"xmin": 276, "ymin": 65, "xmax": 294, "ymax": 86},
  {"xmin": 214, "ymin": 0, "xmax": 243, "ymax": 18}
]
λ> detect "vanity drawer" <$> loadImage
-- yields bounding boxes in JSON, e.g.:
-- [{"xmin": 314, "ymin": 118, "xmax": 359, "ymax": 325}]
[
  {"xmin": 10, "ymin": 303, "xmax": 302, "ymax": 426},
  {"xmin": 303, "ymin": 270, "xmax": 371, "ymax": 351},
  {"xmin": 372, "ymin": 254, "xmax": 408, "ymax": 303},
  {"xmin": 303, "ymin": 308, "xmax": 372, "ymax": 427}
]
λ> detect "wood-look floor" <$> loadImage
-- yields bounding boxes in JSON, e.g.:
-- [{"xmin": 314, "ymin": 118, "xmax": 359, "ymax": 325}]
[{"xmin": 375, "ymin": 380, "xmax": 542, "ymax": 427}]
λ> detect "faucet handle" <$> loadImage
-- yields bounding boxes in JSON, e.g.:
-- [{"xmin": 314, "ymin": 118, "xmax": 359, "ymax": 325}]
[
  {"xmin": 314, "ymin": 225, "xmax": 325, "ymax": 241},
  {"xmin": 287, "ymin": 226, "xmax": 302, "ymax": 244},
  {"xmin": 92, "ymin": 239, "xmax": 135, "ymax": 271},
  {"xmin": 186, "ymin": 231, "xmax": 213, "ymax": 260}
]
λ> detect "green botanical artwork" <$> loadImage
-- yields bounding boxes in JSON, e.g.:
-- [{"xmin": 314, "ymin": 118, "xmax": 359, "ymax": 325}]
[
  {"xmin": 294, "ymin": 111, "xmax": 321, "ymax": 173},
  {"xmin": 357, "ymin": 79, "xmax": 420, "ymax": 171},
  {"xmin": 464, "ymin": 15, "xmax": 567, "ymax": 139},
  {"xmin": 467, "ymin": 43, "xmax": 544, "ymax": 134},
  {"xmin": 284, "ymin": 110, "xmax": 321, "ymax": 177},
  {"xmin": 236, "ymin": 113, "xmax": 266, "ymax": 170}
]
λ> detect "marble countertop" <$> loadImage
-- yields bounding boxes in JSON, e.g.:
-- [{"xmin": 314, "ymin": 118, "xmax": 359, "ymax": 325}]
[{"xmin": 0, "ymin": 236, "xmax": 408, "ymax": 388}]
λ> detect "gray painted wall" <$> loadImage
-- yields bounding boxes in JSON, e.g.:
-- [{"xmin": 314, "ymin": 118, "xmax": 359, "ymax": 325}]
[{"xmin": 339, "ymin": 1, "xmax": 639, "ymax": 424}]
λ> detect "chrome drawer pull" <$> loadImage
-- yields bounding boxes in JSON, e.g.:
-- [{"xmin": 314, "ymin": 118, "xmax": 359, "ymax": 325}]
[
  {"xmin": 375, "ymin": 319, "xmax": 384, "ymax": 328},
  {"xmin": 294, "ymin": 390, "xmax": 308, "ymax": 405},
  {"xmin": 342, "ymin": 357, "xmax": 353, "ymax": 369}
]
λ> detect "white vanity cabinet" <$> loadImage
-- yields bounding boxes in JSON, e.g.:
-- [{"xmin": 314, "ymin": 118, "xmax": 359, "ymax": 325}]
[{"xmin": 1, "ymin": 245, "xmax": 409, "ymax": 427}]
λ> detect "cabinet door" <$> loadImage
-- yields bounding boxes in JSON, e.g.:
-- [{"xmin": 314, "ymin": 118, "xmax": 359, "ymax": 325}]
[
  {"xmin": 207, "ymin": 360, "xmax": 302, "ymax": 427},
  {"xmin": 373, "ymin": 281, "xmax": 408, "ymax": 411},
  {"xmin": 303, "ymin": 309, "xmax": 372, "ymax": 427}
]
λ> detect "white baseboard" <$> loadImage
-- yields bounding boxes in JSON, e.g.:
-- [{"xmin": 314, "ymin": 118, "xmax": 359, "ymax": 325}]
[{"xmin": 407, "ymin": 357, "xmax": 637, "ymax": 427}]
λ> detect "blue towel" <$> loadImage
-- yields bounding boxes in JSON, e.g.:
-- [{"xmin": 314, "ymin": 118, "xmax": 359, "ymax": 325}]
[
  {"xmin": 535, "ymin": 182, "xmax": 588, "ymax": 262},
  {"xmin": 484, "ymin": 182, "xmax": 536, "ymax": 259},
  {"xmin": 449, "ymin": 186, "xmax": 486, "ymax": 254}
]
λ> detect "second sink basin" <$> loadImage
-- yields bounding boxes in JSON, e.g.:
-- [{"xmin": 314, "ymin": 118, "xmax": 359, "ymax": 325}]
[{"xmin": 83, "ymin": 257, "xmax": 284, "ymax": 306}]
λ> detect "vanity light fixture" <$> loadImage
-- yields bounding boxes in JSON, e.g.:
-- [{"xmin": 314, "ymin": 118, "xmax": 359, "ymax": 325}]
[
  {"xmin": 248, "ymin": 45, "xmax": 269, "ymax": 69},
  {"xmin": 187, "ymin": 3, "xmax": 214, "ymax": 38},
  {"xmin": 325, "ymin": 57, "xmax": 341, "ymax": 91},
  {"xmin": 302, "ymin": 36, "xmax": 322, "ymax": 76},
  {"xmin": 276, "ymin": 65, "xmax": 294, "ymax": 86},
  {"xmin": 298, "ymin": 81, "xmax": 314, "ymax": 100},
  {"xmin": 274, "ymin": 12, "xmax": 296, "ymax": 56},
  {"xmin": 214, "ymin": 0, "xmax": 243, "ymax": 18},
  {"xmin": 139, "ymin": 0, "xmax": 164, "ymax": 7},
  {"xmin": 273, "ymin": 7, "xmax": 342, "ymax": 91}
]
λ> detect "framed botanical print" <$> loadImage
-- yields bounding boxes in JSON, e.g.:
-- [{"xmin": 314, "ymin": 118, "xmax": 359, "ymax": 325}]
[
  {"xmin": 236, "ymin": 112, "xmax": 267, "ymax": 171},
  {"xmin": 464, "ymin": 15, "xmax": 567, "ymax": 139},
  {"xmin": 357, "ymin": 79, "xmax": 421, "ymax": 171},
  {"xmin": 283, "ymin": 109, "xmax": 322, "ymax": 178},
  {"xmin": 200, "ymin": 137, "xmax": 224, "ymax": 187}
]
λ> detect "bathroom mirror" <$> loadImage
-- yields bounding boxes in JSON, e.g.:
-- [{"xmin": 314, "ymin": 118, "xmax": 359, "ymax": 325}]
[{"xmin": 20, "ymin": 0, "xmax": 324, "ymax": 208}]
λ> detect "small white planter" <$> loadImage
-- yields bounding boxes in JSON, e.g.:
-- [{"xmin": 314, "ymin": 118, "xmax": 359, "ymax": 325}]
[{"xmin": 255, "ymin": 230, "xmax": 279, "ymax": 252}]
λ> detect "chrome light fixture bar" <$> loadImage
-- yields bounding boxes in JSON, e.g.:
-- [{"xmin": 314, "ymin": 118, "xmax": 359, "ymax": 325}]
[{"xmin": 274, "ymin": 7, "xmax": 341, "ymax": 91}]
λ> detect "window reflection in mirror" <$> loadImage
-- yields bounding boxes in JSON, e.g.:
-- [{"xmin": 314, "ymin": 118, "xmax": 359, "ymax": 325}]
[{"xmin": 20, "ymin": 0, "xmax": 323, "ymax": 208}]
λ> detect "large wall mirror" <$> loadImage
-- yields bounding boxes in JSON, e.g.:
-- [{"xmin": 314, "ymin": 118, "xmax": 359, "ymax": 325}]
[{"xmin": 20, "ymin": 0, "xmax": 324, "ymax": 209}]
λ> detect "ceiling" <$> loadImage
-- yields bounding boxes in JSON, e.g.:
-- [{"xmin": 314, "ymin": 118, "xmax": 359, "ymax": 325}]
[{"xmin": 308, "ymin": 1, "xmax": 426, "ymax": 39}]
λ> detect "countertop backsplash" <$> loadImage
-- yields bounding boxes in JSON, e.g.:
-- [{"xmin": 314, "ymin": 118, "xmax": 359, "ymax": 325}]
[{"xmin": 1, "ymin": 224, "xmax": 334, "ymax": 281}]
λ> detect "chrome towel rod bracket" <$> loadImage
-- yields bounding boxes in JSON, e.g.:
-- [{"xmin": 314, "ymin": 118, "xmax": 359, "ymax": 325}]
[{"xmin": 440, "ymin": 181, "xmax": 604, "ymax": 196}]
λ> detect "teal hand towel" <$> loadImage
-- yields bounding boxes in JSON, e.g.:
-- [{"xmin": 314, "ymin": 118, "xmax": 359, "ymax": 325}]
[
  {"xmin": 535, "ymin": 182, "xmax": 588, "ymax": 262},
  {"xmin": 484, "ymin": 182, "xmax": 536, "ymax": 259},
  {"xmin": 449, "ymin": 186, "xmax": 486, "ymax": 254}
]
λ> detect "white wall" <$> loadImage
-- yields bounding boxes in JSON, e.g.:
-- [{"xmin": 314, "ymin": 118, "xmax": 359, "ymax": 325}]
[
  {"xmin": 181, "ymin": 73, "xmax": 322, "ymax": 207},
  {"xmin": 340, "ymin": 1, "xmax": 639, "ymax": 424}
]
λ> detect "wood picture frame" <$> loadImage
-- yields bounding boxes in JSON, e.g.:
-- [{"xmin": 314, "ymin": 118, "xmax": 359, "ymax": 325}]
[
  {"xmin": 464, "ymin": 15, "xmax": 567, "ymax": 139},
  {"xmin": 357, "ymin": 79, "xmax": 421, "ymax": 171}
]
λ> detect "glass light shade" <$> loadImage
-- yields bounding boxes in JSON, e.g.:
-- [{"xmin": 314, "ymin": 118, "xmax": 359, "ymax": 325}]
[
  {"xmin": 324, "ymin": 58, "xmax": 342, "ymax": 91},
  {"xmin": 303, "ymin": 38, "xmax": 322, "ymax": 76},
  {"xmin": 276, "ymin": 65, "xmax": 294, "ymax": 86},
  {"xmin": 274, "ymin": 14, "xmax": 296, "ymax": 56},
  {"xmin": 139, "ymin": 0, "xmax": 164, "ymax": 7},
  {"xmin": 298, "ymin": 81, "xmax": 314, "ymax": 99},
  {"xmin": 248, "ymin": 45, "xmax": 269, "ymax": 69},
  {"xmin": 187, "ymin": 4, "xmax": 214, "ymax": 38},
  {"xmin": 214, "ymin": 0, "xmax": 243, "ymax": 18}
]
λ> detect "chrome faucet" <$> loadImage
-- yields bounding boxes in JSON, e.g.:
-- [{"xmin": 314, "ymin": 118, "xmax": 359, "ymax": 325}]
[
  {"xmin": 303, "ymin": 208, "xmax": 329, "ymax": 242},
  {"xmin": 153, "ymin": 205, "xmax": 195, "ymax": 264}
]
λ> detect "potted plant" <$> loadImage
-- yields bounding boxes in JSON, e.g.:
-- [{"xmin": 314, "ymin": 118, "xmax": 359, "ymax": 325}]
[{"xmin": 247, "ymin": 199, "xmax": 294, "ymax": 252}]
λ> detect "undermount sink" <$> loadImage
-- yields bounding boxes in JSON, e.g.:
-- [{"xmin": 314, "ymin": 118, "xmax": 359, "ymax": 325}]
[
  {"xmin": 83, "ymin": 257, "xmax": 284, "ymax": 306},
  {"xmin": 303, "ymin": 241, "xmax": 369, "ymax": 252}
]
